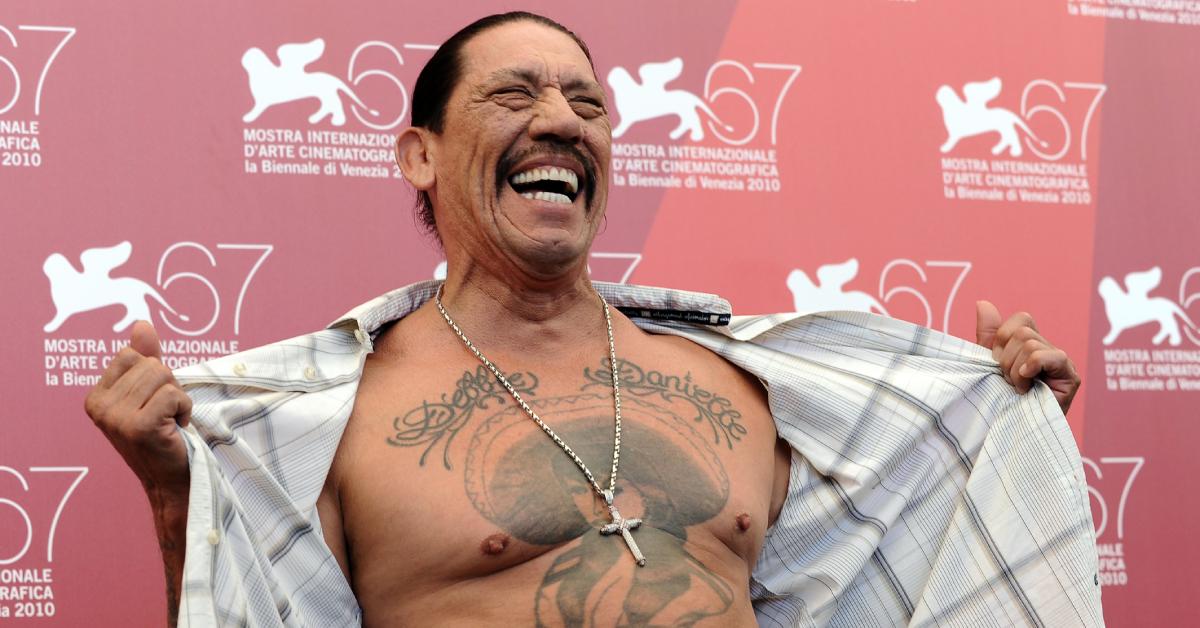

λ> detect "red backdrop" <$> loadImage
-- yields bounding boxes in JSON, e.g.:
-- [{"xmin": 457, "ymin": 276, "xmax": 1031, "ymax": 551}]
[{"xmin": 2, "ymin": 1, "xmax": 1196, "ymax": 624}]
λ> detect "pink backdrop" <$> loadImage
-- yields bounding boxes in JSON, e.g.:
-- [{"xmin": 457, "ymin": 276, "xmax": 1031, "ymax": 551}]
[{"xmin": 2, "ymin": 1, "xmax": 1196, "ymax": 624}]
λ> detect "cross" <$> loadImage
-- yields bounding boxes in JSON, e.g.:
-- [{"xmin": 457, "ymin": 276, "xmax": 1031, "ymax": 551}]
[{"xmin": 599, "ymin": 490, "xmax": 646, "ymax": 566}]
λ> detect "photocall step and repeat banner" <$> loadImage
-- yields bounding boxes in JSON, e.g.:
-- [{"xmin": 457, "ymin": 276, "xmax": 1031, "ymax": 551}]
[{"xmin": 1, "ymin": 0, "xmax": 1196, "ymax": 624}]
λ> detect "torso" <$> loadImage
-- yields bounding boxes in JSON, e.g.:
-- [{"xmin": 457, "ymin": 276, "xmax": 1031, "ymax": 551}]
[{"xmin": 319, "ymin": 300, "xmax": 786, "ymax": 627}]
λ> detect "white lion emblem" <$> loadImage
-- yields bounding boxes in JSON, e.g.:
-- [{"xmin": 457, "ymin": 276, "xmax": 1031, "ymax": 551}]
[
  {"xmin": 786, "ymin": 259, "xmax": 888, "ymax": 315},
  {"xmin": 241, "ymin": 38, "xmax": 377, "ymax": 126},
  {"xmin": 1099, "ymin": 267, "xmax": 1197, "ymax": 346},
  {"xmin": 607, "ymin": 58, "xmax": 731, "ymax": 141},
  {"xmin": 43, "ymin": 242, "xmax": 187, "ymax": 333},
  {"xmin": 936, "ymin": 77, "xmax": 1047, "ymax": 157}
]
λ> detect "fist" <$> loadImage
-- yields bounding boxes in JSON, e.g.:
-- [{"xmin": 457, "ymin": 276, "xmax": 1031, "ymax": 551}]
[
  {"xmin": 84, "ymin": 321, "xmax": 192, "ymax": 503},
  {"xmin": 975, "ymin": 301, "xmax": 1081, "ymax": 414}
]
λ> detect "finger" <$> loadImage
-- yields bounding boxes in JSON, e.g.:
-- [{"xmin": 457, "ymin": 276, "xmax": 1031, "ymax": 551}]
[
  {"xmin": 130, "ymin": 320, "xmax": 162, "ymax": 359},
  {"xmin": 131, "ymin": 362, "xmax": 178, "ymax": 412},
  {"xmin": 1022, "ymin": 347, "xmax": 1073, "ymax": 379},
  {"xmin": 975, "ymin": 300, "xmax": 1002, "ymax": 350},
  {"xmin": 1008, "ymin": 338, "xmax": 1045, "ymax": 393},
  {"xmin": 995, "ymin": 312, "xmax": 1038, "ymax": 350},
  {"xmin": 1028, "ymin": 350, "xmax": 1080, "ymax": 413},
  {"xmin": 96, "ymin": 347, "xmax": 145, "ymax": 390},
  {"xmin": 107, "ymin": 357, "xmax": 167, "ymax": 408},
  {"xmin": 998, "ymin": 328, "xmax": 1043, "ymax": 383},
  {"xmin": 143, "ymin": 384, "xmax": 193, "ymax": 430}
]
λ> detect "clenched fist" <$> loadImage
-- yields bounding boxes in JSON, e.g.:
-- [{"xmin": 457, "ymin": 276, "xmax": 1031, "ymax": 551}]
[
  {"xmin": 975, "ymin": 301, "xmax": 1081, "ymax": 414},
  {"xmin": 84, "ymin": 320, "xmax": 191, "ymax": 507}
]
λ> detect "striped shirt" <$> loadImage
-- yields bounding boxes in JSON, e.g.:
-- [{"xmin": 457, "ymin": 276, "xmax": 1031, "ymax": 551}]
[{"xmin": 173, "ymin": 280, "xmax": 1103, "ymax": 627}]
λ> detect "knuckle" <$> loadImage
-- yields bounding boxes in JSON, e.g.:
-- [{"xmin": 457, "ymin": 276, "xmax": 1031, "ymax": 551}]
[
  {"xmin": 83, "ymin": 394, "xmax": 107, "ymax": 422},
  {"xmin": 1023, "ymin": 338, "xmax": 1043, "ymax": 353},
  {"xmin": 115, "ymin": 347, "xmax": 142, "ymax": 364},
  {"xmin": 151, "ymin": 361, "xmax": 173, "ymax": 381}
]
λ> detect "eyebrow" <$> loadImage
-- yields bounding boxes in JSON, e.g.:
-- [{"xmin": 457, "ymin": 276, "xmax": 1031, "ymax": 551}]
[{"xmin": 485, "ymin": 67, "xmax": 602, "ymax": 93}]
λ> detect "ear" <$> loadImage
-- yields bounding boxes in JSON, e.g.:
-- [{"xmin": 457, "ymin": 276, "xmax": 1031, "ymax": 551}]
[{"xmin": 395, "ymin": 127, "xmax": 436, "ymax": 192}]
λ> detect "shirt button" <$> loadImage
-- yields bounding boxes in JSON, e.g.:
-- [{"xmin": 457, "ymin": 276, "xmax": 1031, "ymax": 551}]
[
  {"xmin": 232, "ymin": 363, "xmax": 247, "ymax": 376},
  {"xmin": 207, "ymin": 529, "xmax": 220, "ymax": 546},
  {"xmin": 304, "ymin": 366, "xmax": 317, "ymax": 380},
  {"xmin": 354, "ymin": 329, "xmax": 368, "ymax": 344}
]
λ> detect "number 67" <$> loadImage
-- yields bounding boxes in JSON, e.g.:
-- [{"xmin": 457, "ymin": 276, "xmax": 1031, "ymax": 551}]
[{"xmin": 0, "ymin": 466, "xmax": 88, "ymax": 565}]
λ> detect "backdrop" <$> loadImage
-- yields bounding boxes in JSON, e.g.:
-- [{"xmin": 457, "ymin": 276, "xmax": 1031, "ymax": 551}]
[{"xmin": 2, "ymin": 0, "xmax": 1197, "ymax": 625}]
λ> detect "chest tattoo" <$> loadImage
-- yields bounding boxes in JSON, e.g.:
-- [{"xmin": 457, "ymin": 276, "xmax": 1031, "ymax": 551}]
[
  {"xmin": 386, "ymin": 365, "xmax": 538, "ymax": 469},
  {"xmin": 584, "ymin": 358, "xmax": 746, "ymax": 449},
  {"xmin": 382, "ymin": 358, "xmax": 747, "ymax": 625}
]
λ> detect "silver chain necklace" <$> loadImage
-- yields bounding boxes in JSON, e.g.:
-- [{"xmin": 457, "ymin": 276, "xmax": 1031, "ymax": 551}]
[{"xmin": 434, "ymin": 285, "xmax": 646, "ymax": 566}]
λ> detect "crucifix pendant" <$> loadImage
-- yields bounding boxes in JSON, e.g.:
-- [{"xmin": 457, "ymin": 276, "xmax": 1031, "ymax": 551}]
[{"xmin": 599, "ymin": 490, "xmax": 646, "ymax": 566}]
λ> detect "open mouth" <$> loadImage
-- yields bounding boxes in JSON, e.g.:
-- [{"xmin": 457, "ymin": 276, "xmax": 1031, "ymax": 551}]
[{"xmin": 507, "ymin": 166, "xmax": 580, "ymax": 205}]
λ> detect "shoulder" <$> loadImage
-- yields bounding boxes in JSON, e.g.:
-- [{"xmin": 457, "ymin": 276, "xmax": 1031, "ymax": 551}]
[{"xmin": 635, "ymin": 325, "xmax": 748, "ymax": 378}]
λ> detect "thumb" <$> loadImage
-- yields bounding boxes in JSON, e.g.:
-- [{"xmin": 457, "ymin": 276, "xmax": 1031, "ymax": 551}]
[
  {"xmin": 130, "ymin": 320, "xmax": 162, "ymax": 359},
  {"xmin": 975, "ymin": 300, "xmax": 1002, "ymax": 349}
]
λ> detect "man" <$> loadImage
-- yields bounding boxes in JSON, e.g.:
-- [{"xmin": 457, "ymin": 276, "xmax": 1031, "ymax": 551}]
[{"xmin": 85, "ymin": 12, "xmax": 1098, "ymax": 627}]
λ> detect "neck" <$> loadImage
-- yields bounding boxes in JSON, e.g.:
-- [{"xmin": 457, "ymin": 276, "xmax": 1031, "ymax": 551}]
[{"xmin": 437, "ymin": 256, "xmax": 607, "ymax": 357}]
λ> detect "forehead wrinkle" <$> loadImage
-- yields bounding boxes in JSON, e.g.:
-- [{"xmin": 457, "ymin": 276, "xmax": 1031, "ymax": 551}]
[{"xmin": 486, "ymin": 67, "xmax": 541, "ymax": 86}]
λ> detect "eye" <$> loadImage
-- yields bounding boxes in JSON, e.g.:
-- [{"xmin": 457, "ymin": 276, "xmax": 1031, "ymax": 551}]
[
  {"xmin": 496, "ymin": 86, "xmax": 535, "ymax": 98},
  {"xmin": 570, "ymin": 97, "xmax": 605, "ymax": 117}
]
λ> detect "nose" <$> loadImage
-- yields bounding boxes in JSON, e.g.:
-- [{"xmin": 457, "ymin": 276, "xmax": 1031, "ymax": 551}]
[{"xmin": 529, "ymin": 89, "xmax": 583, "ymax": 143}]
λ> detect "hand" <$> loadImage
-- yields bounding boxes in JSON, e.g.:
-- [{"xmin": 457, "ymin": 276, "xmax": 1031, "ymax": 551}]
[
  {"xmin": 975, "ymin": 301, "xmax": 1081, "ymax": 414},
  {"xmin": 84, "ymin": 321, "xmax": 192, "ymax": 507}
]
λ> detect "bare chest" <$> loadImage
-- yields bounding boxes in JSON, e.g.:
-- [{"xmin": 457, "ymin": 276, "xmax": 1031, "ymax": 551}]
[{"xmin": 333, "ymin": 343, "xmax": 776, "ymax": 624}]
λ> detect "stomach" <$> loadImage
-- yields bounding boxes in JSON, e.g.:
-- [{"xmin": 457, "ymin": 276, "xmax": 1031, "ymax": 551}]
[{"xmin": 356, "ymin": 524, "xmax": 759, "ymax": 627}]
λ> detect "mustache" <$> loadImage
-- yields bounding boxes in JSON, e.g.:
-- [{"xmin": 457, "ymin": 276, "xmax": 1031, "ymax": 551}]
[{"xmin": 496, "ymin": 143, "xmax": 597, "ymax": 208}]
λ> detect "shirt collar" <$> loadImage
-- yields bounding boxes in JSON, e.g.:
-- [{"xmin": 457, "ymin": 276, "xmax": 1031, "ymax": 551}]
[{"xmin": 327, "ymin": 280, "xmax": 733, "ymax": 336}]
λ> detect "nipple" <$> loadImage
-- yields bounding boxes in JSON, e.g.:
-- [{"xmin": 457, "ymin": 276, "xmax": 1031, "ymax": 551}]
[
  {"xmin": 480, "ymin": 533, "xmax": 510, "ymax": 556},
  {"xmin": 735, "ymin": 513, "xmax": 752, "ymax": 533}
]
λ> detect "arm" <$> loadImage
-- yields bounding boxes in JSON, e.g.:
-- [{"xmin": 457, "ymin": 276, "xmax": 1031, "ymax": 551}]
[
  {"xmin": 84, "ymin": 321, "xmax": 192, "ymax": 626},
  {"xmin": 150, "ymin": 494, "xmax": 188, "ymax": 627}
]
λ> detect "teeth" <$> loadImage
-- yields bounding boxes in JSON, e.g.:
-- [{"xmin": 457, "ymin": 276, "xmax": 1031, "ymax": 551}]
[
  {"xmin": 509, "ymin": 166, "xmax": 579, "ymax": 195},
  {"xmin": 528, "ymin": 190, "xmax": 572, "ymax": 204}
]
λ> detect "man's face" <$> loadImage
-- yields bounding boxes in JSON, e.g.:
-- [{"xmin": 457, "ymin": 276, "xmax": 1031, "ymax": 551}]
[{"xmin": 430, "ymin": 21, "xmax": 611, "ymax": 277}]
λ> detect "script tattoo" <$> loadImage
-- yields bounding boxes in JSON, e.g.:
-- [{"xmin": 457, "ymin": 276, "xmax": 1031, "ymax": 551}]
[
  {"xmin": 584, "ymin": 358, "xmax": 746, "ymax": 449},
  {"xmin": 386, "ymin": 365, "xmax": 537, "ymax": 469},
  {"xmin": 464, "ymin": 394, "xmax": 735, "ymax": 625}
]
